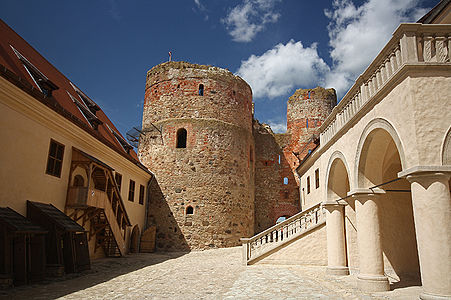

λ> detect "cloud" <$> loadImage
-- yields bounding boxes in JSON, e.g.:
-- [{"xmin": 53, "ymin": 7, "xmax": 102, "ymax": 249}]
[
  {"xmin": 236, "ymin": 40, "xmax": 329, "ymax": 99},
  {"xmin": 324, "ymin": 0, "xmax": 429, "ymax": 95},
  {"xmin": 222, "ymin": 0, "xmax": 281, "ymax": 42},
  {"xmin": 193, "ymin": 0, "xmax": 209, "ymax": 20},
  {"xmin": 267, "ymin": 121, "xmax": 287, "ymax": 133}
]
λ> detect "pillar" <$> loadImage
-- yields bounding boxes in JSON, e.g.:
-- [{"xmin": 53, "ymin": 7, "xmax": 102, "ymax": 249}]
[
  {"xmin": 348, "ymin": 188, "xmax": 390, "ymax": 292},
  {"xmin": 399, "ymin": 166, "xmax": 451, "ymax": 300},
  {"xmin": 323, "ymin": 201, "xmax": 349, "ymax": 275}
]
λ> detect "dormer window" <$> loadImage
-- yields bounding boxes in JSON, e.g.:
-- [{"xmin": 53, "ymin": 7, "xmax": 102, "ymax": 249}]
[
  {"xmin": 106, "ymin": 124, "xmax": 133, "ymax": 153},
  {"xmin": 11, "ymin": 46, "xmax": 58, "ymax": 97},
  {"xmin": 68, "ymin": 92, "xmax": 102, "ymax": 130},
  {"xmin": 198, "ymin": 84, "xmax": 204, "ymax": 96},
  {"xmin": 70, "ymin": 82, "xmax": 100, "ymax": 115}
]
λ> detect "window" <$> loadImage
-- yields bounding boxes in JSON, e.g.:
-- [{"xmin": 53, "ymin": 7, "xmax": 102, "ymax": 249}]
[
  {"xmin": 68, "ymin": 92, "xmax": 102, "ymax": 130},
  {"xmin": 186, "ymin": 206, "xmax": 194, "ymax": 215},
  {"xmin": 283, "ymin": 177, "xmax": 288, "ymax": 185},
  {"xmin": 250, "ymin": 146, "xmax": 253, "ymax": 163},
  {"xmin": 128, "ymin": 180, "xmax": 135, "ymax": 202},
  {"xmin": 315, "ymin": 169, "xmax": 320, "ymax": 189},
  {"xmin": 70, "ymin": 82, "xmax": 100, "ymax": 115},
  {"xmin": 176, "ymin": 128, "xmax": 187, "ymax": 148},
  {"xmin": 139, "ymin": 184, "xmax": 145, "ymax": 205},
  {"xmin": 306, "ymin": 118, "xmax": 309, "ymax": 129},
  {"xmin": 106, "ymin": 124, "xmax": 133, "ymax": 153},
  {"xmin": 115, "ymin": 173, "xmax": 122, "ymax": 191},
  {"xmin": 46, "ymin": 139, "xmax": 64, "ymax": 177},
  {"xmin": 307, "ymin": 176, "xmax": 311, "ymax": 194},
  {"xmin": 198, "ymin": 84, "xmax": 204, "ymax": 96},
  {"xmin": 278, "ymin": 155, "xmax": 281, "ymax": 164},
  {"xmin": 11, "ymin": 46, "xmax": 58, "ymax": 97}
]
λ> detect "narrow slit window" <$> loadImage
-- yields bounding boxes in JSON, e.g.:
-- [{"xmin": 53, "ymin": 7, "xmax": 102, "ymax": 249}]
[
  {"xmin": 198, "ymin": 84, "xmax": 204, "ymax": 96},
  {"xmin": 283, "ymin": 177, "xmax": 288, "ymax": 185},
  {"xmin": 307, "ymin": 176, "xmax": 311, "ymax": 194},
  {"xmin": 176, "ymin": 128, "xmax": 187, "ymax": 148},
  {"xmin": 186, "ymin": 206, "xmax": 194, "ymax": 215},
  {"xmin": 139, "ymin": 184, "xmax": 145, "ymax": 205},
  {"xmin": 306, "ymin": 118, "xmax": 309, "ymax": 128},
  {"xmin": 128, "ymin": 180, "xmax": 135, "ymax": 202},
  {"xmin": 250, "ymin": 146, "xmax": 253, "ymax": 163},
  {"xmin": 278, "ymin": 155, "xmax": 281, "ymax": 164},
  {"xmin": 315, "ymin": 169, "xmax": 320, "ymax": 189}
]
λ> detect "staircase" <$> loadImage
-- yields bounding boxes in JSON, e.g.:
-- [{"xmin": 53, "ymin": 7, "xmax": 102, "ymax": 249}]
[
  {"xmin": 241, "ymin": 203, "xmax": 325, "ymax": 265},
  {"xmin": 66, "ymin": 149, "xmax": 131, "ymax": 257}
]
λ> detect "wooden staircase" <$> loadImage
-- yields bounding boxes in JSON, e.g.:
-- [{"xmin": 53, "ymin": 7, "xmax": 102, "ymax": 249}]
[{"xmin": 66, "ymin": 149, "xmax": 131, "ymax": 257}]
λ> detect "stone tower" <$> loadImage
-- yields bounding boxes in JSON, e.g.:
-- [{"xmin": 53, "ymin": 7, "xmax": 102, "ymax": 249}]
[{"xmin": 139, "ymin": 61, "xmax": 255, "ymax": 251}]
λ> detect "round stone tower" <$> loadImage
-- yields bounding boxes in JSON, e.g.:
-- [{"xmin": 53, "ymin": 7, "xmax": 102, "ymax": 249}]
[{"xmin": 139, "ymin": 61, "xmax": 255, "ymax": 251}]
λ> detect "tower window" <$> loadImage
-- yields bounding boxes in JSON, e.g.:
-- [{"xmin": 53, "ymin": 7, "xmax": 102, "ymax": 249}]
[
  {"xmin": 306, "ymin": 118, "xmax": 309, "ymax": 128},
  {"xmin": 176, "ymin": 128, "xmax": 187, "ymax": 148},
  {"xmin": 283, "ymin": 177, "xmax": 288, "ymax": 185},
  {"xmin": 186, "ymin": 206, "xmax": 194, "ymax": 215},
  {"xmin": 250, "ymin": 146, "xmax": 253, "ymax": 163},
  {"xmin": 278, "ymin": 155, "xmax": 281, "ymax": 164},
  {"xmin": 198, "ymin": 84, "xmax": 204, "ymax": 96}
]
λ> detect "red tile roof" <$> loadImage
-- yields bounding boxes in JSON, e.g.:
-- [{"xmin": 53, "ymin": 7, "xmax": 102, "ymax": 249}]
[{"xmin": 0, "ymin": 20, "xmax": 150, "ymax": 174}]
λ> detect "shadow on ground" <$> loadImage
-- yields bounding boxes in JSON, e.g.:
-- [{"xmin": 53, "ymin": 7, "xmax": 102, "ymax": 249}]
[{"xmin": 0, "ymin": 251, "xmax": 188, "ymax": 300}]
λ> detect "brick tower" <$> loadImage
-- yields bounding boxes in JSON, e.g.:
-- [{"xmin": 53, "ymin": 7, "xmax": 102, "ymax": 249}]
[{"xmin": 138, "ymin": 61, "xmax": 255, "ymax": 251}]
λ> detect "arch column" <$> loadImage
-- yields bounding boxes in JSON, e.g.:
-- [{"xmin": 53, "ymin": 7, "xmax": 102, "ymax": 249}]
[
  {"xmin": 399, "ymin": 166, "xmax": 451, "ymax": 300},
  {"xmin": 348, "ymin": 188, "xmax": 390, "ymax": 292},
  {"xmin": 323, "ymin": 201, "xmax": 349, "ymax": 275}
]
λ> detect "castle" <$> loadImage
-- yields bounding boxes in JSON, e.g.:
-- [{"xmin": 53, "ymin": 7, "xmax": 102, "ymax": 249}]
[{"xmin": 0, "ymin": 1, "xmax": 450, "ymax": 299}]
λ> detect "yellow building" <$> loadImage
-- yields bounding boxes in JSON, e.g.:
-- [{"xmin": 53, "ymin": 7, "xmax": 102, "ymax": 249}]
[{"xmin": 0, "ymin": 20, "xmax": 152, "ymax": 261}]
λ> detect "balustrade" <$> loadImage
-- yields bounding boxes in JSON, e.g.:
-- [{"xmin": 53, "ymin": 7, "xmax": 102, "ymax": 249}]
[
  {"xmin": 241, "ymin": 203, "xmax": 325, "ymax": 265},
  {"xmin": 319, "ymin": 23, "xmax": 451, "ymax": 147}
]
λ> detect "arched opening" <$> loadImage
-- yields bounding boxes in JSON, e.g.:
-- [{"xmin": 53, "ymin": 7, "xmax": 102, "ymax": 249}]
[
  {"xmin": 198, "ymin": 84, "xmax": 204, "ymax": 96},
  {"xmin": 326, "ymin": 155, "xmax": 352, "ymax": 269},
  {"xmin": 276, "ymin": 215, "xmax": 289, "ymax": 223},
  {"xmin": 442, "ymin": 127, "xmax": 451, "ymax": 165},
  {"xmin": 73, "ymin": 175, "xmax": 84, "ymax": 187},
  {"xmin": 357, "ymin": 127, "xmax": 420, "ymax": 286},
  {"xmin": 129, "ymin": 225, "xmax": 140, "ymax": 253},
  {"xmin": 176, "ymin": 128, "xmax": 187, "ymax": 148},
  {"xmin": 186, "ymin": 206, "xmax": 194, "ymax": 215}
]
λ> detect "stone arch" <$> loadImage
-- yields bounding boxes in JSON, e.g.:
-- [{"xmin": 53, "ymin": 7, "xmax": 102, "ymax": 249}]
[
  {"xmin": 325, "ymin": 151, "xmax": 352, "ymax": 202},
  {"xmin": 354, "ymin": 118, "xmax": 406, "ymax": 189},
  {"xmin": 441, "ymin": 126, "xmax": 451, "ymax": 165},
  {"xmin": 129, "ymin": 225, "xmax": 140, "ymax": 253},
  {"xmin": 353, "ymin": 118, "xmax": 420, "ymax": 282}
]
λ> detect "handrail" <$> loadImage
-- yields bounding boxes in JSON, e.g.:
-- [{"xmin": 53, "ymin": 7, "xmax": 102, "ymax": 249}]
[
  {"xmin": 319, "ymin": 23, "xmax": 451, "ymax": 147},
  {"xmin": 241, "ymin": 202, "xmax": 325, "ymax": 265}
]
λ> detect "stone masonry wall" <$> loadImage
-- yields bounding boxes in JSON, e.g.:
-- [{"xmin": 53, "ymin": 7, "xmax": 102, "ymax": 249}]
[{"xmin": 139, "ymin": 62, "xmax": 254, "ymax": 251}]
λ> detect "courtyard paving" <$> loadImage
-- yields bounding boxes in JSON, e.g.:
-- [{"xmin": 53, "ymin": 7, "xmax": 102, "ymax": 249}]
[{"xmin": 0, "ymin": 247, "xmax": 421, "ymax": 299}]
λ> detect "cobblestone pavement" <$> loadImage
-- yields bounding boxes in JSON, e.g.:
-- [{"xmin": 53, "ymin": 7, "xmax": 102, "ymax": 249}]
[{"xmin": 0, "ymin": 247, "xmax": 421, "ymax": 300}]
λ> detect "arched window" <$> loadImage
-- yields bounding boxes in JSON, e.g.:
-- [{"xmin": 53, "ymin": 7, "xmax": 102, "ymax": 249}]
[
  {"xmin": 176, "ymin": 128, "xmax": 187, "ymax": 148},
  {"xmin": 186, "ymin": 206, "xmax": 194, "ymax": 215},
  {"xmin": 73, "ymin": 175, "xmax": 84, "ymax": 187},
  {"xmin": 283, "ymin": 177, "xmax": 288, "ymax": 185},
  {"xmin": 198, "ymin": 84, "xmax": 204, "ymax": 96}
]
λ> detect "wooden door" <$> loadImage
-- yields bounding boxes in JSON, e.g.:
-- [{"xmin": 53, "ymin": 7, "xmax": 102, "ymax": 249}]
[{"xmin": 74, "ymin": 233, "xmax": 90, "ymax": 272}]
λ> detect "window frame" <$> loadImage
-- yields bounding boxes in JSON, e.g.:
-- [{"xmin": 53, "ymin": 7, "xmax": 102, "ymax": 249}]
[
  {"xmin": 128, "ymin": 179, "xmax": 135, "ymax": 202},
  {"xmin": 45, "ymin": 139, "xmax": 65, "ymax": 178},
  {"xmin": 139, "ymin": 184, "xmax": 145, "ymax": 205},
  {"xmin": 315, "ymin": 169, "xmax": 320, "ymax": 189}
]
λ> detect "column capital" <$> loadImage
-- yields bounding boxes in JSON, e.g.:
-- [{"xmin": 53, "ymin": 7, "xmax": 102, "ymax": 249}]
[{"xmin": 398, "ymin": 166, "xmax": 451, "ymax": 183}]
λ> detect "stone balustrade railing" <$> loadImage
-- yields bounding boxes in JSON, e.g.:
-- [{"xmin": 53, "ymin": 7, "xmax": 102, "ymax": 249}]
[
  {"xmin": 241, "ymin": 203, "xmax": 325, "ymax": 265},
  {"xmin": 320, "ymin": 23, "xmax": 451, "ymax": 146}
]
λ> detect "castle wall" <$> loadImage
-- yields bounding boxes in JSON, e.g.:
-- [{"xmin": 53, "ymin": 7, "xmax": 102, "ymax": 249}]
[{"xmin": 139, "ymin": 62, "xmax": 254, "ymax": 251}]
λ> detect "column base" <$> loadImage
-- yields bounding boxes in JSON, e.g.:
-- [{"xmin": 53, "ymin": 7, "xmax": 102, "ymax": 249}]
[
  {"xmin": 327, "ymin": 266, "xmax": 350, "ymax": 276},
  {"xmin": 420, "ymin": 292, "xmax": 451, "ymax": 300},
  {"xmin": 357, "ymin": 274, "xmax": 390, "ymax": 292}
]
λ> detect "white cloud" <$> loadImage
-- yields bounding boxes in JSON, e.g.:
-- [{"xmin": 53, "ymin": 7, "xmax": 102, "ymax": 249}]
[
  {"xmin": 267, "ymin": 121, "xmax": 287, "ymax": 133},
  {"xmin": 193, "ymin": 0, "xmax": 209, "ymax": 21},
  {"xmin": 222, "ymin": 0, "xmax": 281, "ymax": 42},
  {"xmin": 324, "ymin": 0, "xmax": 429, "ymax": 95},
  {"xmin": 237, "ymin": 40, "xmax": 329, "ymax": 99}
]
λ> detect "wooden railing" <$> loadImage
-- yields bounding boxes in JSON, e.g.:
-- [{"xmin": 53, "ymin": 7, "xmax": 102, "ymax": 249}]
[
  {"xmin": 241, "ymin": 203, "xmax": 325, "ymax": 265},
  {"xmin": 320, "ymin": 23, "xmax": 451, "ymax": 146}
]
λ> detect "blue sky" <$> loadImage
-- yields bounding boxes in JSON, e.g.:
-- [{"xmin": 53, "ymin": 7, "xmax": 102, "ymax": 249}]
[{"xmin": 1, "ymin": 0, "xmax": 438, "ymax": 135}]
